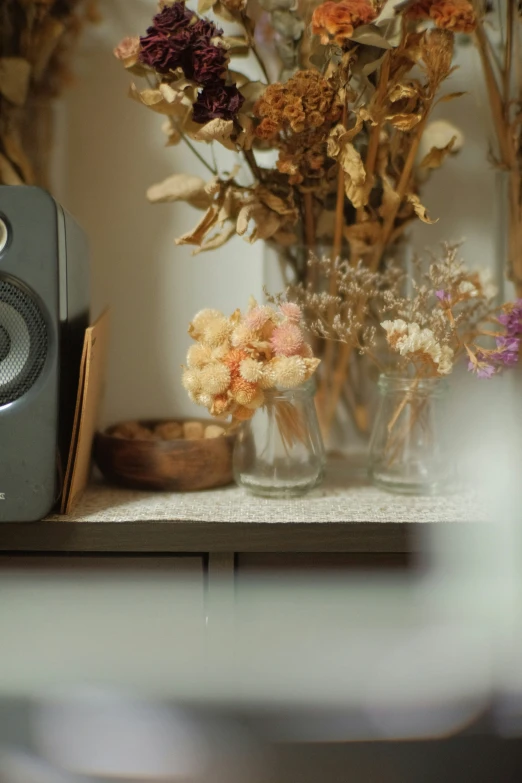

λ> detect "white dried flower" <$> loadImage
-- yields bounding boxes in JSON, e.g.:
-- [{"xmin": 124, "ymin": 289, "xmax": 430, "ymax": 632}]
[
  {"xmin": 231, "ymin": 323, "xmax": 256, "ymax": 349},
  {"xmin": 190, "ymin": 309, "xmax": 223, "ymax": 338},
  {"xmin": 458, "ymin": 280, "xmax": 477, "ymax": 298},
  {"xmin": 187, "ymin": 344, "xmax": 212, "ymax": 369},
  {"xmin": 437, "ymin": 345, "xmax": 454, "ymax": 375},
  {"xmin": 199, "ymin": 362, "xmax": 231, "ymax": 395},
  {"xmin": 272, "ymin": 356, "xmax": 307, "ymax": 388},
  {"xmin": 181, "ymin": 368, "xmax": 202, "ymax": 394},
  {"xmin": 258, "ymin": 362, "xmax": 277, "ymax": 389},
  {"xmin": 194, "ymin": 392, "xmax": 213, "ymax": 408},
  {"xmin": 477, "ymin": 268, "xmax": 497, "ymax": 301},
  {"xmin": 240, "ymin": 358, "xmax": 265, "ymax": 383},
  {"xmin": 202, "ymin": 317, "xmax": 233, "ymax": 348},
  {"xmin": 211, "ymin": 342, "xmax": 230, "ymax": 361},
  {"xmin": 381, "ymin": 319, "xmax": 408, "ymax": 339}
]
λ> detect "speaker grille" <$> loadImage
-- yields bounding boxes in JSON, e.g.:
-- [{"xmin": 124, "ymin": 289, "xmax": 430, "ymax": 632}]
[{"xmin": 0, "ymin": 280, "xmax": 48, "ymax": 406}]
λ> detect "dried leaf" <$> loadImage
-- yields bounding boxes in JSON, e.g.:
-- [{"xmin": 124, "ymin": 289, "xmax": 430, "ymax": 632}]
[
  {"xmin": 176, "ymin": 205, "xmax": 220, "ymax": 247},
  {"xmin": 222, "ymin": 36, "xmax": 249, "ymax": 54},
  {"xmin": 257, "ymin": 186, "xmax": 296, "ymax": 217},
  {"xmin": 198, "ymin": 0, "xmax": 216, "ymax": 12},
  {"xmin": 342, "ymin": 144, "xmax": 370, "ymax": 209},
  {"xmin": 129, "ymin": 84, "xmax": 190, "ymax": 116},
  {"xmin": 236, "ymin": 114, "xmax": 255, "ymax": 150},
  {"xmin": 0, "ymin": 58, "xmax": 31, "ymax": 106},
  {"xmin": 387, "ymin": 113, "xmax": 422, "ymax": 131},
  {"xmin": 147, "ymin": 173, "xmax": 212, "ymax": 209},
  {"xmin": 419, "ymin": 136, "xmax": 457, "ymax": 170},
  {"xmin": 198, "ymin": 222, "xmax": 237, "ymax": 252},
  {"xmin": 350, "ymin": 25, "xmax": 393, "ymax": 49},
  {"xmin": 388, "ymin": 83, "xmax": 418, "ymax": 102},
  {"xmin": 406, "ymin": 193, "xmax": 438, "ymax": 224},
  {"xmin": 189, "ymin": 118, "xmax": 236, "ymax": 150},
  {"xmin": 237, "ymin": 203, "xmax": 282, "ymax": 242},
  {"xmin": 438, "ymin": 91, "xmax": 467, "ymax": 103},
  {"xmin": 0, "ymin": 152, "xmax": 23, "ymax": 185}
]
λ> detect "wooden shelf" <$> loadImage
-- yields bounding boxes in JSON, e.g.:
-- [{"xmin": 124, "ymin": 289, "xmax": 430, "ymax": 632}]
[{"xmin": 0, "ymin": 459, "xmax": 479, "ymax": 555}]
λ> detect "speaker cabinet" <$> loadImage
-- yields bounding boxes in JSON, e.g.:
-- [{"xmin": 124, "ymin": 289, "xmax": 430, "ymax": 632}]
[{"xmin": 0, "ymin": 186, "xmax": 89, "ymax": 522}]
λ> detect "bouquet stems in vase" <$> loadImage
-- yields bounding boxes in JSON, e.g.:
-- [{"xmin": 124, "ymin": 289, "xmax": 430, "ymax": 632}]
[{"xmin": 115, "ymin": 0, "xmax": 477, "ymax": 440}]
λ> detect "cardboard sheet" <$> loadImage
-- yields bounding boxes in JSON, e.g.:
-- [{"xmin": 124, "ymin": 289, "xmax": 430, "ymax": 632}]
[{"xmin": 61, "ymin": 309, "xmax": 109, "ymax": 514}]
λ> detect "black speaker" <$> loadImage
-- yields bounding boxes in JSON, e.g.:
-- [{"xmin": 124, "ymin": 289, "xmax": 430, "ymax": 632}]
[{"xmin": 0, "ymin": 186, "xmax": 90, "ymax": 522}]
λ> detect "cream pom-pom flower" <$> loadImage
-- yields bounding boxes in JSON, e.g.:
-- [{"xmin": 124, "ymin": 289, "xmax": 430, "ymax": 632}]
[
  {"xmin": 272, "ymin": 356, "xmax": 307, "ymax": 388},
  {"xmin": 187, "ymin": 343, "xmax": 212, "ymax": 369},
  {"xmin": 182, "ymin": 368, "xmax": 202, "ymax": 394},
  {"xmin": 199, "ymin": 362, "xmax": 231, "ymax": 395},
  {"xmin": 202, "ymin": 316, "xmax": 233, "ymax": 348},
  {"xmin": 231, "ymin": 323, "xmax": 256, "ymax": 349},
  {"xmin": 270, "ymin": 322, "xmax": 304, "ymax": 357},
  {"xmin": 189, "ymin": 309, "xmax": 223, "ymax": 339},
  {"xmin": 239, "ymin": 358, "xmax": 265, "ymax": 383}
]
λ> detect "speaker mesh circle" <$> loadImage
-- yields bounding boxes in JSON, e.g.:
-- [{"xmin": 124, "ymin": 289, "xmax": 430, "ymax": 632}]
[{"xmin": 0, "ymin": 280, "xmax": 48, "ymax": 406}]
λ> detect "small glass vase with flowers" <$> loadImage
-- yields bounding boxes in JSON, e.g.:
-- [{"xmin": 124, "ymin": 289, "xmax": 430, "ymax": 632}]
[{"xmin": 182, "ymin": 300, "xmax": 325, "ymax": 497}]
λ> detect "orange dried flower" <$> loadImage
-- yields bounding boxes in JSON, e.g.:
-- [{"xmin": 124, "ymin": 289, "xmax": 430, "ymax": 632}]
[
  {"xmin": 233, "ymin": 405, "xmax": 255, "ymax": 422},
  {"xmin": 406, "ymin": 0, "xmax": 431, "ymax": 20},
  {"xmin": 254, "ymin": 71, "xmax": 342, "ymax": 140},
  {"xmin": 230, "ymin": 376, "xmax": 259, "ymax": 405},
  {"xmin": 429, "ymin": 0, "xmax": 476, "ymax": 34},
  {"xmin": 312, "ymin": 0, "xmax": 378, "ymax": 46},
  {"xmin": 211, "ymin": 393, "xmax": 231, "ymax": 416},
  {"xmin": 223, "ymin": 349, "xmax": 249, "ymax": 376}
]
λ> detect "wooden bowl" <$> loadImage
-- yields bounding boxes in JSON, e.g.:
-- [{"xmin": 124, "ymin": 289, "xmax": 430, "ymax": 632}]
[{"xmin": 94, "ymin": 419, "xmax": 235, "ymax": 492}]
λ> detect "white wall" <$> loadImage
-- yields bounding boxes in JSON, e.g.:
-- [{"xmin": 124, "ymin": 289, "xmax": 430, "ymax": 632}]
[{"xmin": 54, "ymin": 3, "xmax": 499, "ymax": 424}]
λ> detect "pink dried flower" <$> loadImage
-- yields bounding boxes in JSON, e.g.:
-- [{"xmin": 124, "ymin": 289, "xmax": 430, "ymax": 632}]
[
  {"xmin": 113, "ymin": 37, "xmax": 141, "ymax": 68},
  {"xmin": 244, "ymin": 305, "xmax": 272, "ymax": 331},
  {"xmin": 270, "ymin": 322, "xmax": 304, "ymax": 357},
  {"xmin": 279, "ymin": 302, "xmax": 302, "ymax": 323}
]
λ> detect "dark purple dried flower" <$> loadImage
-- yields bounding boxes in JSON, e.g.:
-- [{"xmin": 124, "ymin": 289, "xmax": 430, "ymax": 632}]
[
  {"xmin": 150, "ymin": 3, "xmax": 195, "ymax": 33},
  {"xmin": 187, "ymin": 43, "xmax": 228, "ymax": 83},
  {"xmin": 191, "ymin": 17, "xmax": 223, "ymax": 41},
  {"xmin": 139, "ymin": 2, "xmax": 195, "ymax": 74},
  {"xmin": 192, "ymin": 82, "xmax": 245, "ymax": 124}
]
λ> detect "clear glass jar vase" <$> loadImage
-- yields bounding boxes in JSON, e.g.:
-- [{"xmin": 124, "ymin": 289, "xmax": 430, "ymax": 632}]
[
  {"xmin": 368, "ymin": 375, "xmax": 453, "ymax": 495},
  {"xmin": 232, "ymin": 382, "xmax": 325, "ymax": 498}
]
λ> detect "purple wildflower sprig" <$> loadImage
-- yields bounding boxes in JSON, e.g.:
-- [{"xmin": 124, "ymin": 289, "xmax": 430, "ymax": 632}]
[
  {"xmin": 466, "ymin": 299, "xmax": 522, "ymax": 379},
  {"xmin": 138, "ymin": 1, "xmax": 244, "ymax": 125}
]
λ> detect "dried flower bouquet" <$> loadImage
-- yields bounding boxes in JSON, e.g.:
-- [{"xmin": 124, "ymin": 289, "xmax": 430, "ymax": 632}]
[
  {"xmin": 472, "ymin": 1, "xmax": 522, "ymax": 296},
  {"xmin": 0, "ymin": 0, "xmax": 97, "ymax": 188},
  {"xmin": 116, "ymin": 0, "xmax": 475, "ymax": 434},
  {"xmin": 182, "ymin": 300, "xmax": 320, "ymax": 447}
]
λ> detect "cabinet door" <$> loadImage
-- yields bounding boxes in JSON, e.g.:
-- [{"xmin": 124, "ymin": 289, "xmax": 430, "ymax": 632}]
[{"xmin": 0, "ymin": 555, "xmax": 206, "ymax": 696}]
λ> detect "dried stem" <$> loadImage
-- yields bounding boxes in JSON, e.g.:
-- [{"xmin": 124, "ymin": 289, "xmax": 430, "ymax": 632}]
[
  {"xmin": 323, "ymin": 54, "xmax": 392, "ymax": 433},
  {"xmin": 303, "ymin": 191, "xmax": 317, "ymax": 288},
  {"xmin": 317, "ymin": 102, "xmax": 349, "ymax": 424},
  {"xmin": 240, "ymin": 12, "xmax": 270, "ymax": 85}
]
